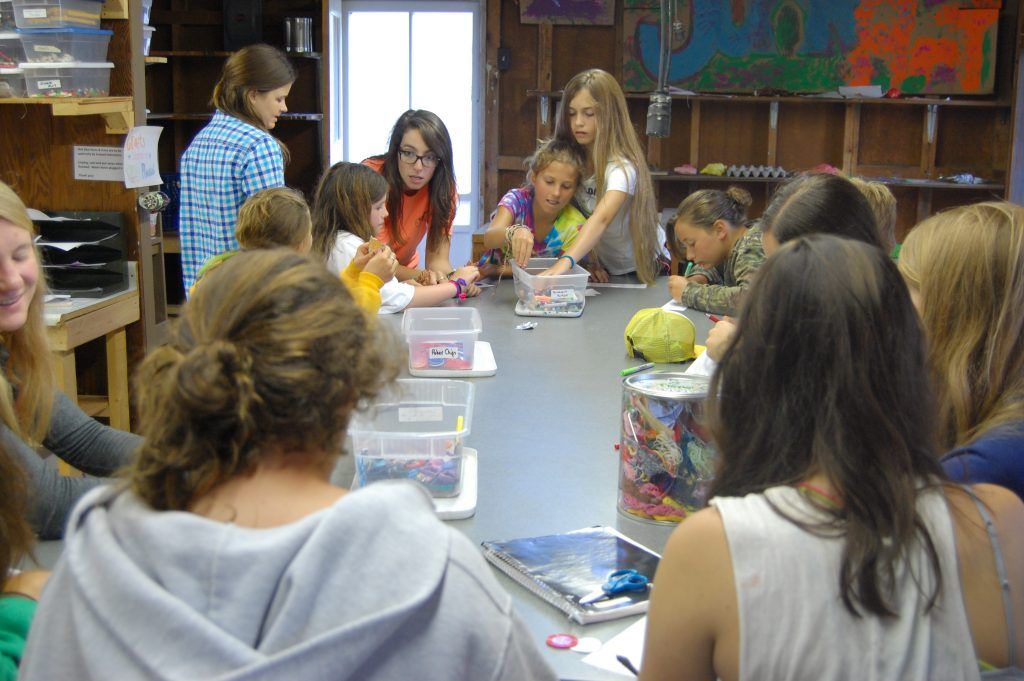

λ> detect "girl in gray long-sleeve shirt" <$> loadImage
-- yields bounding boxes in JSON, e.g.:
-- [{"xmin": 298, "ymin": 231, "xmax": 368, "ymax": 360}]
[{"xmin": 0, "ymin": 182, "xmax": 140, "ymax": 539}]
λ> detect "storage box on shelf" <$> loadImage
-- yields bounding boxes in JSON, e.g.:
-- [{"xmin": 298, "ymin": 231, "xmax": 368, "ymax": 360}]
[
  {"xmin": 141, "ymin": 24, "xmax": 151, "ymax": 54},
  {"xmin": 512, "ymin": 257, "xmax": 588, "ymax": 317},
  {"xmin": 36, "ymin": 210, "xmax": 129, "ymax": 297},
  {"xmin": 18, "ymin": 26, "xmax": 111, "ymax": 63},
  {"xmin": 11, "ymin": 0, "xmax": 102, "ymax": 29},
  {"xmin": 402, "ymin": 307, "xmax": 482, "ymax": 372},
  {"xmin": 0, "ymin": 66, "xmax": 24, "ymax": 96},
  {"xmin": 0, "ymin": 30, "xmax": 23, "ymax": 65},
  {"xmin": 349, "ymin": 379, "xmax": 474, "ymax": 499},
  {"xmin": 0, "ymin": 0, "xmax": 14, "ymax": 29},
  {"xmin": 19, "ymin": 60, "xmax": 111, "ymax": 96}
]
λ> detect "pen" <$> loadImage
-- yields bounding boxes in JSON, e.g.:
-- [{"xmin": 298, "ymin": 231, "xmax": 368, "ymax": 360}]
[
  {"xmin": 616, "ymin": 654, "xmax": 640, "ymax": 676},
  {"xmin": 683, "ymin": 261, "xmax": 694, "ymax": 277},
  {"xmin": 706, "ymin": 313, "xmax": 721, "ymax": 323},
  {"xmin": 621, "ymin": 362, "xmax": 655, "ymax": 376}
]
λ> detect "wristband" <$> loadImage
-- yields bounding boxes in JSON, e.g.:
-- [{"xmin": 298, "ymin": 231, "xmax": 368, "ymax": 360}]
[
  {"xmin": 558, "ymin": 254, "xmax": 576, "ymax": 269},
  {"xmin": 445, "ymin": 270, "xmax": 456, "ymax": 280},
  {"xmin": 453, "ymin": 277, "xmax": 468, "ymax": 300}
]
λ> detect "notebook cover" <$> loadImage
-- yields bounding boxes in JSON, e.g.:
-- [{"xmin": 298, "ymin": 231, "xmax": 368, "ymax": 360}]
[{"xmin": 481, "ymin": 526, "xmax": 661, "ymax": 624}]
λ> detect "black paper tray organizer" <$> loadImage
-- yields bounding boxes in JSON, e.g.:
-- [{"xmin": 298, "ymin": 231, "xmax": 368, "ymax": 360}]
[{"xmin": 36, "ymin": 211, "xmax": 129, "ymax": 298}]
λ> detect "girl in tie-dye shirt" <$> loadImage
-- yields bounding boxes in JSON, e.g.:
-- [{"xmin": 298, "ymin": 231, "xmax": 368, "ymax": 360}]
[{"xmin": 482, "ymin": 139, "xmax": 586, "ymax": 268}]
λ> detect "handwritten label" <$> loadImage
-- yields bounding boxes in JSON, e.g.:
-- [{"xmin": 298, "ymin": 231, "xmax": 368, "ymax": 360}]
[
  {"xmin": 36, "ymin": 79, "xmax": 60, "ymax": 90},
  {"xmin": 33, "ymin": 45, "xmax": 60, "ymax": 53},
  {"xmin": 22, "ymin": 8, "xmax": 47, "ymax": 18},
  {"xmin": 550, "ymin": 287, "xmax": 574, "ymax": 300},
  {"xmin": 398, "ymin": 406, "xmax": 444, "ymax": 423},
  {"xmin": 428, "ymin": 345, "xmax": 462, "ymax": 360}
]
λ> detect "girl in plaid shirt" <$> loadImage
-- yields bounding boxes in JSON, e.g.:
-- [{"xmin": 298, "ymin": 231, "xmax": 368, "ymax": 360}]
[{"xmin": 179, "ymin": 44, "xmax": 295, "ymax": 293}]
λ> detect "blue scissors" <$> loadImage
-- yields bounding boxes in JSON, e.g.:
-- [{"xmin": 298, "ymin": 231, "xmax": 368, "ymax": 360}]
[{"xmin": 579, "ymin": 569, "xmax": 650, "ymax": 605}]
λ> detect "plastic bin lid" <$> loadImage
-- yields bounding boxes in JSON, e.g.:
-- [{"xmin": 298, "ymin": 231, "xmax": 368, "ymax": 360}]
[
  {"xmin": 142, "ymin": 25, "xmax": 153, "ymax": 32},
  {"xmin": 0, "ymin": 67, "xmax": 24, "ymax": 73},
  {"xmin": 18, "ymin": 61, "xmax": 113, "ymax": 68},
  {"xmin": 15, "ymin": 27, "xmax": 112, "ymax": 35},
  {"xmin": 0, "ymin": 31, "xmax": 18, "ymax": 38}
]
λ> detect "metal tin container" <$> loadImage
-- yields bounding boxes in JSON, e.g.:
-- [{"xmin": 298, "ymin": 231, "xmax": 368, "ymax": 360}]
[
  {"xmin": 618, "ymin": 373, "xmax": 716, "ymax": 524},
  {"xmin": 283, "ymin": 16, "xmax": 311, "ymax": 53}
]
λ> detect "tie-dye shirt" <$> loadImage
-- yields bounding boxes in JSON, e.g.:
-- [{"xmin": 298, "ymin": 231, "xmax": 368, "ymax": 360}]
[{"xmin": 497, "ymin": 186, "xmax": 585, "ymax": 257}]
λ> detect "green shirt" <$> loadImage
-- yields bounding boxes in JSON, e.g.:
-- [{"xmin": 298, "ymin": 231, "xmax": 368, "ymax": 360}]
[
  {"xmin": 682, "ymin": 225, "xmax": 766, "ymax": 316},
  {"xmin": 0, "ymin": 595, "xmax": 36, "ymax": 681}
]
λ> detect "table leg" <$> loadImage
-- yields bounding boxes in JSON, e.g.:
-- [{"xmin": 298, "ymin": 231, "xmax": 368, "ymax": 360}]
[
  {"xmin": 51, "ymin": 350, "xmax": 81, "ymax": 477},
  {"xmin": 104, "ymin": 327, "xmax": 130, "ymax": 431}
]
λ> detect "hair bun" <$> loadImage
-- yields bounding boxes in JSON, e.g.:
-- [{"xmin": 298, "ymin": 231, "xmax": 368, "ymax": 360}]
[
  {"xmin": 726, "ymin": 186, "xmax": 753, "ymax": 209},
  {"xmin": 175, "ymin": 340, "xmax": 258, "ymax": 420}
]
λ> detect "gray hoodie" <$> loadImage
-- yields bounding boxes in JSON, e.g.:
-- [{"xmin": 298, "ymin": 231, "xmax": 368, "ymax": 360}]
[{"xmin": 20, "ymin": 480, "xmax": 557, "ymax": 681}]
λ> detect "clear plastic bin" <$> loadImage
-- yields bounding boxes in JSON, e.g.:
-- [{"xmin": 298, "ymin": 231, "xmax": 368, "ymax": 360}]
[
  {"xmin": 19, "ymin": 60, "xmax": 111, "ymax": 96},
  {"xmin": 139, "ymin": 0, "xmax": 150, "ymax": 23},
  {"xmin": 12, "ymin": 0, "xmax": 101, "ymax": 29},
  {"xmin": 18, "ymin": 27, "xmax": 111, "ymax": 63},
  {"xmin": 349, "ymin": 379, "xmax": 474, "ymax": 498},
  {"xmin": 0, "ymin": 66, "xmax": 24, "ymax": 96},
  {"xmin": 142, "ymin": 24, "xmax": 152, "ymax": 55},
  {"xmin": 512, "ymin": 257, "xmax": 589, "ymax": 317},
  {"xmin": 0, "ymin": 31, "xmax": 22, "ymax": 66},
  {"xmin": 0, "ymin": 1, "xmax": 15, "ymax": 30},
  {"xmin": 402, "ymin": 307, "xmax": 481, "ymax": 372}
]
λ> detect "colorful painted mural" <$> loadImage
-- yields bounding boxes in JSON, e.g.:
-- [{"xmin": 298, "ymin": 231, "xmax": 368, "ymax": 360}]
[
  {"xmin": 622, "ymin": 0, "xmax": 1000, "ymax": 95},
  {"xmin": 521, "ymin": 0, "xmax": 615, "ymax": 25}
]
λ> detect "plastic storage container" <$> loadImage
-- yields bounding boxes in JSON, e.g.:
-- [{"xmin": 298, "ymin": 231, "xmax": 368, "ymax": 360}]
[
  {"xmin": 12, "ymin": 0, "xmax": 101, "ymax": 29},
  {"xmin": 141, "ymin": 24, "xmax": 152, "ymax": 55},
  {"xmin": 0, "ymin": 66, "xmax": 24, "ymax": 96},
  {"xmin": 512, "ymin": 257, "xmax": 589, "ymax": 317},
  {"xmin": 349, "ymin": 379, "xmax": 474, "ymax": 498},
  {"xmin": 0, "ymin": 31, "xmax": 23, "ymax": 66},
  {"xmin": 618, "ymin": 373, "xmax": 716, "ymax": 524},
  {"xmin": 0, "ymin": 1, "xmax": 16, "ymax": 30},
  {"xmin": 402, "ymin": 307, "xmax": 482, "ymax": 372},
  {"xmin": 19, "ymin": 60, "xmax": 111, "ymax": 96},
  {"xmin": 139, "ymin": 0, "xmax": 150, "ymax": 23},
  {"xmin": 18, "ymin": 27, "xmax": 111, "ymax": 63}
]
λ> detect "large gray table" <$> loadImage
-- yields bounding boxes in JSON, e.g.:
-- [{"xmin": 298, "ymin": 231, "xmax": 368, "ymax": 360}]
[{"xmin": 33, "ymin": 275, "xmax": 712, "ymax": 681}]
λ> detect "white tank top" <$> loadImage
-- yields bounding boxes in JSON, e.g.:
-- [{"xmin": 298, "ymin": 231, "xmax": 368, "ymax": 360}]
[{"xmin": 712, "ymin": 486, "xmax": 980, "ymax": 681}]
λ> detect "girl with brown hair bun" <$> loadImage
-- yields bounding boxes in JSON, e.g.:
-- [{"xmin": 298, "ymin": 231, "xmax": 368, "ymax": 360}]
[
  {"xmin": 21, "ymin": 250, "xmax": 555, "ymax": 681},
  {"xmin": 641, "ymin": 235, "xmax": 1024, "ymax": 680}
]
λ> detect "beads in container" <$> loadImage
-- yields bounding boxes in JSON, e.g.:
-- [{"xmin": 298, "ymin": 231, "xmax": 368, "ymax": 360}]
[
  {"xmin": 618, "ymin": 373, "xmax": 716, "ymax": 523},
  {"xmin": 355, "ymin": 446, "xmax": 464, "ymax": 498}
]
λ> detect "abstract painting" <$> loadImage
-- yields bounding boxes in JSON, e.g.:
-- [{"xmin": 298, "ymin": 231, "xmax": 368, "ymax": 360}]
[{"xmin": 623, "ymin": 0, "xmax": 1000, "ymax": 94}]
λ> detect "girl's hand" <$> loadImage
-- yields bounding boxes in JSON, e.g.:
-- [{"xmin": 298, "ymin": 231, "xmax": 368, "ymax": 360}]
[
  {"xmin": 352, "ymin": 242, "xmax": 373, "ymax": 270},
  {"xmin": 705, "ymin": 317, "xmax": 737, "ymax": 361},
  {"xmin": 464, "ymin": 282, "xmax": 482, "ymax": 297},
  {"xmin": 668, "ymin": 275, "xmax": 694, "ymax": 302},
  {"xmin": 364, "ymin": 248, "xmax": 398, "ymax": 281},
  {"xmin": 508, "ymin": 225, "xmax": 534, "ymax": 267},
  {"xmin": 539, "ymin": 258, "xmax": 570, "ymax": 277},
  {"xmin": 588, "ymin": 264, "xmax": 609, "ymax": 283},
  {"xmin": 416, "ymin": 269, "xmax": 441, "ymax": 286},
  {"xmin": 452, "ymin": 264, "xmax": 480, "ymax": 285}
]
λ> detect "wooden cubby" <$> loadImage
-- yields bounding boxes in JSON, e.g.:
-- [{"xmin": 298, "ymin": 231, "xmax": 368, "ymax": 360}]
[
  {"xmin": 145, "ymin": 0, "xmax": 330, "ymax": 309},
  {"xmin": 488, "ymin": 1, "xmax": 1024, "ymax": 248}
]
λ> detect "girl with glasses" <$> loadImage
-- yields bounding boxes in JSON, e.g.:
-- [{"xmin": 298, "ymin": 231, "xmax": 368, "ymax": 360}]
[{"xmin": 364, "ymin": 110, "xmax": 477, "ymax": 288}]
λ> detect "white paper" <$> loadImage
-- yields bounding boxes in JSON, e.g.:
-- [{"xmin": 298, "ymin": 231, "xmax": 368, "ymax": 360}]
[
  {"xmin": 581, "ymin": 616, "xmax": 647, "ymax": 677},
  {"xmin": 73, "ymin": 146, "xmax": 124, "ymax": 182},
  {"xmin": 685, "ymin": 349, "xmax": 718, "ymax": 377},
  {"xmin": 660, "ymin": 299, "xmax": 688, "ymax": 315},
  {"xmin": 123, "ymin": 126, "xmax": 163, "ymax": 188},
  {"xmin": 587, "ymin": 282, "xmax": 647, "ymax": 289}
]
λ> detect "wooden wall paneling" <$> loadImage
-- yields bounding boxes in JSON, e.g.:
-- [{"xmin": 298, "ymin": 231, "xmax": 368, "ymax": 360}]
[
  {"xmin": 888, "ymin": 186, "xmax": 920, "ymax": 244},
  {"xmin": 688, "ymin": 100, "xmax": 701, "ymax": 167},
  {"xmin": 483, "ymin": 0, "xmax": 500, "ymax": 212},
  {"xmin": 697, "ymin": 101, "xmax": 768, "ymax": 167},
  {"xmin": 935, "ymin": 106, "xmax": 1010, "ymax": 182},
  {"xmin": 777, "ymin": 102, "xmax": 845, "ymax": 172},
  {"xmin": 915, "ymin": 188, "xmax": 932, "ymax": 226},
  {"xmin": 842, "ymin": 103, "xmax": 860, "ymax": 174},
  {"xmin": 1008, "ymin": 1, "xmax": 1024, "ymax": 201},
  {"xmin": 930, "ymin": 187, "xmax": 1005, "ymax": 214},
  {"xmin": 856, "ymin": 105, "xmax": 924, "ymax": 177},
  {"xmin": 535, "ymin": 21, "xmax": 552, "ymax": 141},
  {"xmin": 497, "ymin": 0, "xmax": 539, "ymax": 160}
]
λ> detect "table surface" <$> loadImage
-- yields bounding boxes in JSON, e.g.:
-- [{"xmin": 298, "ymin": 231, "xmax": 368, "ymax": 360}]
[{"xmin": 33, "ymin": 275, "xmax": 712, "ymax": 681}]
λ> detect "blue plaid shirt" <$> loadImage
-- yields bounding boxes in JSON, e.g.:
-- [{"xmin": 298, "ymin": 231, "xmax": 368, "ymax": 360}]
[{"xmin": 178, "ymin": 110, "xmax": 284, "ymax": 292}]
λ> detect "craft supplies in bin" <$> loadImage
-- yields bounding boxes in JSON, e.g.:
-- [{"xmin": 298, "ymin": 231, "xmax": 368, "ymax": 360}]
[
  {"xmin": 18, "ymin": 27, "xmax": 111, "ymax": 63},
  {"xmin": 349, "ymin": 379, "xmax": 474, "ymax": 499},
  {"xmin": 0, "ymin": 66, "xmax": 24, "ymax": 96},
  {"xmin": 0, "ymin": 31, "xmax": 23, "ymax": 66},
  {"xmin": 619, "ymin": 373, "xmax": 716, "ymax": 524},
  {"xmin": 0, "ymin": 1, "xmax": 15, "ymax": 30},
  {"xmin": 512, "ymin": 257, "xmax": 589, "ymax": 317},
  {"xmin": 12, "ymin": 0, "xmax": 101, "ymax": 29},
  {"xmin": 402, "ymin": 307, "xmax": 481, "ymax": 372},
  {"xmin": 19, "ymin": 60, "xmax": 111, "ymax": 96}
]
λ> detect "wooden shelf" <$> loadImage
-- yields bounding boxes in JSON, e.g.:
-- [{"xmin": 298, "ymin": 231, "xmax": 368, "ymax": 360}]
[
  {"xmin": 528, "ymin": 89, "xmax": 1011, "ymax": 109},
  {"xmin": 651, "ymin": 172, "xmax": 1004, "ymax": 191},
  {"xmin": 0, "ymin": 96, "xmax": 133, "ymax": 133},
  {"xmin": 146, "ymin": 112, "xmax": 322, "ymax": 121},
  {"xmin": 144, "ymin": 56, "xmax": 168, "ymax": 65},
  {"xmin": 162, "ymin": 234, "xmax": 180, "ymax": 253},
  {"xmin": 150, "ymin": 50, "xmax": 320, "ymax": 59},
  {"xmin": 100, "ymin": 0, "xmax": 127, "ymax": 19}
]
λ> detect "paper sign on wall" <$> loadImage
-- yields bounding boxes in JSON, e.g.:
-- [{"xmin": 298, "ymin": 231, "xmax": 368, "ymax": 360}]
[
  {"xmin": 123, "ymin": 126, "xmax": 163, "ymax": 188},
  {"xmin": 73, "ymin": 145, "xmax": 123, "ymax": 182}
]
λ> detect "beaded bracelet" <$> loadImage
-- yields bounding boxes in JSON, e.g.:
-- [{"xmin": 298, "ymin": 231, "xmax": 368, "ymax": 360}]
[
  {"xmin": 558, "ymin": 254, "xmax": 576, "ymax": 269},
  {"xmin": 452, "ymin": 277, "xmax": 468, "ymax": 300},
  {"xmin": 505, "ymin": 224, "xmax": 526, "ymax": 245}
]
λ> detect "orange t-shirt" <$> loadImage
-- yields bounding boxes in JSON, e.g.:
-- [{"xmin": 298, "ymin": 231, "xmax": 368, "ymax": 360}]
[{"xmin": 363, "ymin": 157, "xmax": 455, "ymax": 269}]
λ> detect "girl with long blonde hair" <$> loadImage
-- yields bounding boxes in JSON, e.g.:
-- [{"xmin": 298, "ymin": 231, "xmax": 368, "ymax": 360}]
[
  {"xmin": 0, "ymin": 182, "xmax": 139, "ymax": 539},
  {"xmin": 899, "ymin": 201, "xmax": 1024, "ymax": 500},
  {"xmin": 543, "ymin": 69, "xmax": 663, "ymax": 284}
]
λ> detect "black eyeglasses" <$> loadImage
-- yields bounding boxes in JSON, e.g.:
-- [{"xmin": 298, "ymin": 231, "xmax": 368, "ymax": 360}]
[{"xmin": 398, "ymin": 148, "xmax": 440, "ymax": 168}]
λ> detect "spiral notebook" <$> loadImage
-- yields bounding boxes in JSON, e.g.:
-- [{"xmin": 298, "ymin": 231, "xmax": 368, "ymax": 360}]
[{"xmin": 480, "ymin": 526, "xmax": 661, "ymax": 624}]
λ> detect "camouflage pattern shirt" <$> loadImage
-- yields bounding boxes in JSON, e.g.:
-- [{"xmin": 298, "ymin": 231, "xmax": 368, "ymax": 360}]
[{"xmin": 681, "ymin": 224, "xmax": 765, "ymax": 315}]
